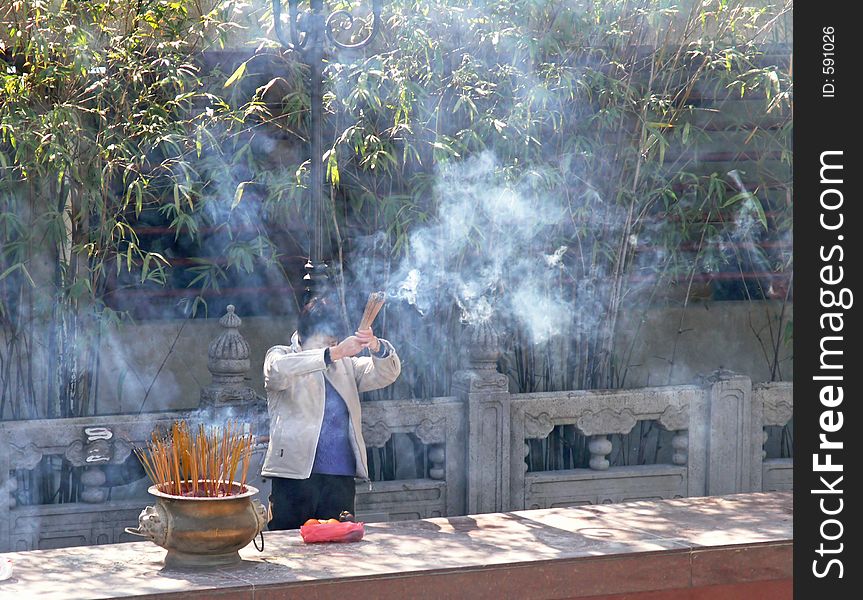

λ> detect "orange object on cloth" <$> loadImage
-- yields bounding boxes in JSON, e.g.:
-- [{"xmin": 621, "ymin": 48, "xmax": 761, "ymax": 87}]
[{"xmin": 300, "ymin": 521, "xmax": 365, "ymax": 543}]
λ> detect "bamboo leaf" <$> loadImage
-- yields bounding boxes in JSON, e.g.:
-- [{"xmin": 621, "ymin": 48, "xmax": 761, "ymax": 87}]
[
  {"xmin": 327, "ymin": 151, "xmax": 340, "ymax": 187},
  {"xmin": 224, "ymin": 60, "xmax": 248, "ymax": 88},
  {"xmin": 142, "ymin": 254, "xmax": 151, "ymax": 283},
  {"xmin": 749, "ymin": 196, "xmax": 768, "ymax": 230},
  {"xmin": 720, "ymin": 192, "xmax": 749, "ymax": 208},
  {"xmin": 0, "ymin": 263, "xmax": 35, "ymax": 287},
  {"xmin": 135, "ymin": 181, "xmax": 143, "ymax": 216},
  {"xmin": 232, "ymin": 181, "xmax": 249, "ymax": 210}
]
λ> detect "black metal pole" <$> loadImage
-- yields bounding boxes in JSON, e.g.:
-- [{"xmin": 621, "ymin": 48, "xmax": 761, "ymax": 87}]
[
  {"xmin": 308, "ymin": 1, "xmax": 328, "ymax": 302},
  {"xmin": 309, "ymin": 0, "xmax": 324, "ymax": 267},
  {"xmin": 272, "ymin": 0, "xmax": 383, "ymax": 302}
]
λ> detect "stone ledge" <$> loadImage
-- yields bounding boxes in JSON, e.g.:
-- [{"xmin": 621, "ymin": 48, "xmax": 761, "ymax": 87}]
[{"xmin": 0, "ymin": 492, "xmax": 792, "ymax": 600}]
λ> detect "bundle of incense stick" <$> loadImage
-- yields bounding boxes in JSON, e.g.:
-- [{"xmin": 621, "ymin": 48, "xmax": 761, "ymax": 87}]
[
  {"xmin": 358, "ymin": 291, "xmax": 385, "ymax": 331},
  {"xmin": 134, "ymin": 420, "xmax": 254, "ymax": 497}
]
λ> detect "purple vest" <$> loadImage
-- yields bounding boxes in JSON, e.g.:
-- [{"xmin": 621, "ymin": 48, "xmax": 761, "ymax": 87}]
[{"xmin": 311, "ymin": 380, "xmax": 356, "ymax": 476}]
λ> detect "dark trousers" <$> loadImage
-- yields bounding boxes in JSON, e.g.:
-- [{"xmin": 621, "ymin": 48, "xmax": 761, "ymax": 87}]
[{"xmin": 267, "ymin": 473, "xmax": 356, "ymax": 531}]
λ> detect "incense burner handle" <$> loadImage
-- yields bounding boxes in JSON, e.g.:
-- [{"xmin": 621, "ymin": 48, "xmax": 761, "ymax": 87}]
[
  {"xmin": 252, "ymin": 499, "xmax": 268, "ymax": 533},
  {"xmin": 126, "ymin": 504, "xmax": 168, "ymax": 546}
]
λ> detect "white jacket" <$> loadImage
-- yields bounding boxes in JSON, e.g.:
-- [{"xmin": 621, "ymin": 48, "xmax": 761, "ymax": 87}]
[{"xmin": 261, "ymin": 333, "xmax": 401, "ymax": 480}]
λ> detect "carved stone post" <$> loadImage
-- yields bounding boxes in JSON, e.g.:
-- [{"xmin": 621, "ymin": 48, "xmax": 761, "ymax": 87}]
[
  {"xmin": 1, "ymin": 437, "xmax": 14, "ymax": 551},
  {"xmin": 759, "ymin": 384, "xmax": 792, "ymax": 492},
  {"xmin": 200, "ymin": 305, "xmax": 257, "ymax": 407},
  {"xmin": 697, "ymin": 370, "xmax": 760, "ymax": 495},
  {"xmin": 453, "ymin": 321, "xmax": 510, "ymax": 515},
  {"xmin": 0, "ymin": 442, "xmax": 41, "ymax": 552}
]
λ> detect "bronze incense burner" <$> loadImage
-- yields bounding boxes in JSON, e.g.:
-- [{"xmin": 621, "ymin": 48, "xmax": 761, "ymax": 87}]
[{"xmin": 126, "ymin": 481, "xmax": 267, "ymax": 569}]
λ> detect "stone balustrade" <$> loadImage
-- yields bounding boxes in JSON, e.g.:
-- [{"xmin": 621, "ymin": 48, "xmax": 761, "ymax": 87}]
[
  {"xmin": 509, "ymin": 373, "xmax": 792, "ymax": 510},
  {"xmin": 0, "ymin": 407, "xmax": 273, "ymax": 552},
  {"xmin": 0, "ymin": 311, "xmax": 793, "ymax": 553},
  {"xmin": 359, "ymin": 396, "xmax": 465, "ymax": 521}
]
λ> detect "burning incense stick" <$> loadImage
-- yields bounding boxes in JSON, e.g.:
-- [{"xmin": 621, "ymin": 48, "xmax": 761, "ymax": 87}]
[
  {"xmin": 135, "ymin": 420, "xmax": 255, "ymax": 497},
  {"xmin": 358, "ymin": 291, "xmax": 386, "ymax": 331}
]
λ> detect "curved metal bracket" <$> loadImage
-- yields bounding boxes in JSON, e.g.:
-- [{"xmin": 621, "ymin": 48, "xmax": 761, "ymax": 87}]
[
  {"xmin": 273, "ymin": 0, "xmax": 311, "ymax": 51},
  {"xmin": 325, "ymin": 0, "xmax": 383, "ymax": 50}
]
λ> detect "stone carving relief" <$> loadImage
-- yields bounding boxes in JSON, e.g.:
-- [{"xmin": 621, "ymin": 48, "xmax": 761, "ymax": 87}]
[
  {"xmin": 524, "ymin": 412, "xmax": 554, "ymax": 440},
  {"xmin": 762, "ymin": 399, "xmax": 793, "ymax": 427},
  {"xmin": 9, "ymin": 443, "xmax": 43, "ymax": 471},
  {"xmin": 64, "ymin": 427, "xmax": 132, "ymax": 467},
  {"xmin": 452, "ymin": 369, "xmax": 509, "ymax": 394},
  {"xmin": 702, "ymin": 368, "xmax": 743, "ymax": 384},
  {"xmin": 576, "ymin": 408, "xmax": 637, "ymax": 437},
  {"xmin": 61, "ymin": 426, "xmax": 133, "ymax": 504},
  {"xmin": 362, "ymin": 421, "xmax": 392, "ymax": 448},
  {"xmin": 466, "ymin": 320, "xmax": 502, "ymax": 365},
  {"xmin": 5, "ymin": 444, "xmax": 43, "ymax": 510},
  {"xmin": 415, "ymin": 418, "xmax": 446, "ymax": 446},
  {"xmin": 658, "ymin": 404, "xmax": 689, "ymax": 432}
]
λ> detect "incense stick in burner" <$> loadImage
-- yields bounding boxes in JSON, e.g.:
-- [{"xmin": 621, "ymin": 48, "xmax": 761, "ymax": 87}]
[
  {"xmin": 358, "ymin": 291, "xmax": 386, "ymax": 331},
  {"xmin": 135, "ymin": 420, "xmax": 255, "ymax": 497}
]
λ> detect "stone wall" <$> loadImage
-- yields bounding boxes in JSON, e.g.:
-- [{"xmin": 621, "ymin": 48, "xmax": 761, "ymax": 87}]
[{"xmin": 90, "ymin": 300, "xmax": 791, "ymax": 415}]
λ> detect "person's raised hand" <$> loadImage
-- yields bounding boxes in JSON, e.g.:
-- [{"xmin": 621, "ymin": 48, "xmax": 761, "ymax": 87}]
[
  {"xmin": 355, "ymin": 328, "xmax": 381, "ymax": 353},
  {"xmin": 330, "ymin": 336, "xmax": 366, "ymax": 361}
]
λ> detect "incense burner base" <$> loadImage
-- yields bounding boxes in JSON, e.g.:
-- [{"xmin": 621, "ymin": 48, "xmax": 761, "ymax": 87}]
[
  {"xmin": 165, "ymin": 549, "xmax": 242, "ymax": 569},
  {"xmin": 125, "ymin": 482, "xmax": 267, "ymax": 570}
]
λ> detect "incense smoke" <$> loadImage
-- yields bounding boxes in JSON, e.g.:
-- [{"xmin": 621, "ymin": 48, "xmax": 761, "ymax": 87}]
[{"xmin": 383, "ymin": 151, "xmax": 572, "ymax": 344}]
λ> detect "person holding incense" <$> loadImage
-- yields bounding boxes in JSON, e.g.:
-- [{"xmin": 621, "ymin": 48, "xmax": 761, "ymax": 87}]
[{"xmin": 261, "ymin": 293, "xmax": 400, "ymax": 530}]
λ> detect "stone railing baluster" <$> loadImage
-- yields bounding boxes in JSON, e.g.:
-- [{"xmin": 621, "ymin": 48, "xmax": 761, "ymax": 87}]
[
  {"xmin": 80, "ymin": 467, "xmax": 108, "ymax": 504},
  {"xmin": 576, "ymin": 408, "xmax": 637, "ymax": 472},
  {"xmin": 672, "ymin": 430, "xmax": 689, "ymax": 466},
  {"xmin": 428, "ymin": 445, "xmax": 445, "ymax": 480},
  {"xmin": 588, "ymin": 435, "xmax": 612, "ymax": 471}
]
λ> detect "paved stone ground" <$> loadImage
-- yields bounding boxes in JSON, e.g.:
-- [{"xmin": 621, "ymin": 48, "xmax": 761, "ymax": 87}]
[{"xmin": 0, "ymin": 492, "xmax": 792, "ymax": 600}]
